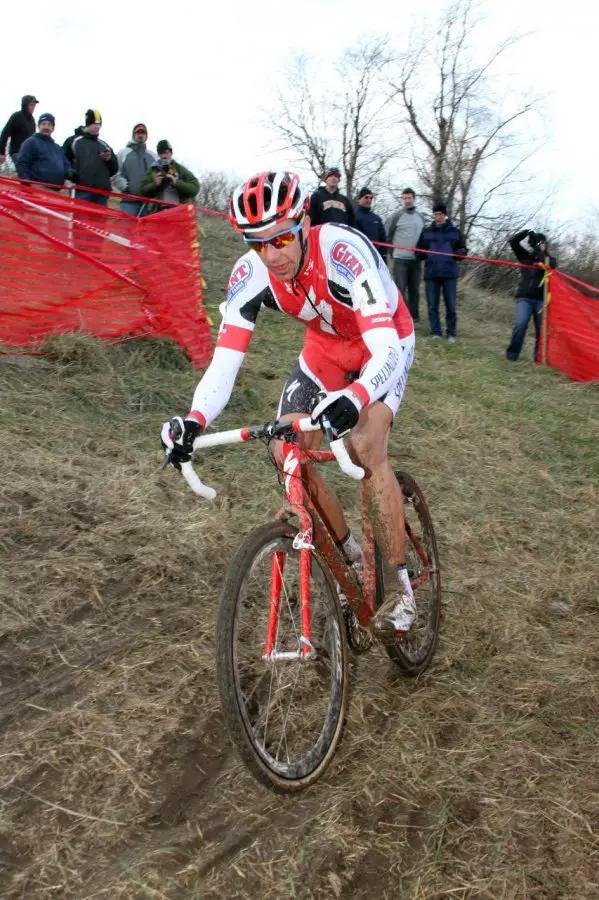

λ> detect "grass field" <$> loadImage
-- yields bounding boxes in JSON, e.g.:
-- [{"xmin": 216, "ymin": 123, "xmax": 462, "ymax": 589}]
[{"xmin": 1, "ymin": 217, "xmax": 598, "ymax": 899}]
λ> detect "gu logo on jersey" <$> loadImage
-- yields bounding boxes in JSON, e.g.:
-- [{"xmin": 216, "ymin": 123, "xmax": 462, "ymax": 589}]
[
  {"xmin": 331, "ymin": 241, "xmax": 365, "ymax": 281},
  {"xmin": 227, "ymin": 260, "xmax": 253, "ymax": 302}
]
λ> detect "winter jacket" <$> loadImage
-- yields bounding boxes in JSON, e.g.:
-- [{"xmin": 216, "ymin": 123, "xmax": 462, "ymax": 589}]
[
  {"xmin": 140, "ymin": 159, "xmax": 199, "ymax": 213},
  {"xmin": 417, "ymin": 219, "xmax": 467, "ymax": 280},
  {"xmin": 308, "ymin": 186, "xmax": 355, "ymax": 227},
  {"xmin": 63, "ymin": 129, "xmax": 118, "ymax": 192},
  {"xmin": 0, "ymin": 95, "xmax": 37, "ymax": 156},
  {"xmin": 114, "ymin": 141, "xmax": 157, "ymax": 196},
  {"xmin": 385, "ymin": 207, "xmax": 426, "ymax": 260},
  {"xmin": 509, "ymin": 230, "xmax": 557, "ymax": 301},
  {"xmin": 16, "ymin": 132, "xmax": 71, "ymax": 187},
  {"xmin": 354, "ymin": 206, "xmax": 388, "ymax": 257}
]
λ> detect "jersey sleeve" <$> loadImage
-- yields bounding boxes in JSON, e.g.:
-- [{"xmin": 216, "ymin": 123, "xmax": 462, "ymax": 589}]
[{"xmin": 188, "ymin": 253, "xmax": 274, "ymax": 428}]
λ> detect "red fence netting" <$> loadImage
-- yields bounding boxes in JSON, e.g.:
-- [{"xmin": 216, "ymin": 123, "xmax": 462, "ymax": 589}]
[
  {"xmin": 0, "ymin": 178, "xmax": 212, "ymax": 367},
  {"xmin": 544, "ymin": 272, "xmax": 599, "ymax": 383}
]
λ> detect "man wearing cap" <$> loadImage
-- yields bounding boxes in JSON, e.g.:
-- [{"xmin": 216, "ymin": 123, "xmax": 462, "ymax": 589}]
[
  {"xmin": 140, "ymin": 140, "xmax": 199, "ymax": 214},
  {"xmin": 114, "ymin": 124, "xmax": 157, "ymax": 216},
  {"xmin": 354, "ymin": 187, "xmax": 388, "ymax": 258},
  {"xmin": 417, "ymin": 202, "xmax": 467, "ymax": 342},
  {"xmin": 16, "ymin": 113, "xmax": 71, "ymax": 189},
  {"xmin": 505, "ymin": 229, "xmax": 557, "ymax": 362},
  {"xmin": 0, "ymin": 95, "xmax": 39, "ymax": 169},
  {"xmin": 63, "ymin": 110, "xmax": 118, "ymax": 206},
  {"xmin": 308, "ymin": 167, "xmax": 355, "ymax": 227}
]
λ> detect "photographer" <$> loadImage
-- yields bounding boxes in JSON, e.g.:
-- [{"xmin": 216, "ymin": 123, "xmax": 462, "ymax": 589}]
[
  {"xmin": 140, "ymin": 140, "xmax": 199, "ymax": 214},
  {"xmin": 506, "ymin": 229, "xmax": 557, "ymax": 363}
]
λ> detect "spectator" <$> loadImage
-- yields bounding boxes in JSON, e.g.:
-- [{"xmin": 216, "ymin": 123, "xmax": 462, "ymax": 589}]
[
  {"xmin": 16, "ymin": 113, "xmax": 71, "ymax": 190},
  {"xmin": 417, "ymin": 202, "xmax": 467, "ymax": 342},
  {"xmin": 0, "ymin": 95, "xmax": 39, "ymax": 169},
  {"xmin": 505, "ymin": 229, "xmax": 557, "ymax": 363},
  {"xmin": 386, "ymin": 188, "xmax": 426, "ymax": 322},
  {"xmin": 308, "ymin": 167, "xmax": 355, "ymax": 227},
  {"xmin": 140, "ymin": 140, "xmax": 199, "ymax": 214},
  {"xmin": 114, "ymin": 123, "xmax": 157, "ymax": 216},
  {"xmin": 63, "ymin": 109, "xmax": 118, "ymax": 206},
  {"xmin": 354, "ymin": 186, "xmax": 387, "ymax": 258}
]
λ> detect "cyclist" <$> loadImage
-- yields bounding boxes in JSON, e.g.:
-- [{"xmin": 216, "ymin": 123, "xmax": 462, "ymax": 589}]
[{"xmin": 162, "ymin": 171, "xmax": 416, "ymax": 635}]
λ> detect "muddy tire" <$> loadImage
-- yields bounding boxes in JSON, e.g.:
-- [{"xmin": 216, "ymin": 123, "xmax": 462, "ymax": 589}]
[
  {"xmin": 375, "ymin": 472, "xmax": 441, "ymax": 675},
  {"xmin": 215, "ymin": 521, "xmax": 349, "ymax": 793}
]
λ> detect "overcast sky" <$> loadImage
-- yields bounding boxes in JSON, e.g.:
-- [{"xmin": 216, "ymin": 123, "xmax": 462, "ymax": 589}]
[{"xmin": 1, "ymin": 0, "xmax": 596, "ymax": 223}]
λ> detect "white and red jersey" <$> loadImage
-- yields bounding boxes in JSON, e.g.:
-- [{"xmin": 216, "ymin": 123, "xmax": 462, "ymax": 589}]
[{"xmin": 190, "ymin": 224, "xmax": 414, "ymax": 428}]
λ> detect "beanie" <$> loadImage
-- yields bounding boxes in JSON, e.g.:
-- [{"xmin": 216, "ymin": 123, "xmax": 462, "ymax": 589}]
[
  {"xmin": 156, "ymin": 139, "xmax": 173, "ymax": 154},
  {"xmin": 38, "ymin": 113, "xmax": 55, "ymax": 126},
  {"xmin": 324, "ymin": 166, "xmax": 341, "ymax": 180},
  {"xmin": 358, "ymin": 186, "xmax": 373, "ymax": 199},
  {"xmin": 433, "ymin": 201, "xmax": 447, "ymax": 214},
  {"xmin": 85, "ymin": 109, "xmax": 102, "ymax": 126}
]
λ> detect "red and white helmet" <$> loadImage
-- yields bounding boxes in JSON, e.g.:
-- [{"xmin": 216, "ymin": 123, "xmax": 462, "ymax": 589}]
[{"xmin": 229, "ymin": 171, "xmax": 309, "ymax": 235}]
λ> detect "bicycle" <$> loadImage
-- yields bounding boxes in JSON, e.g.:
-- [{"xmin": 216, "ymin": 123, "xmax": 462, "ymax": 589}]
[{"xmin": 174, "ymin": 415, "xmax": 441, "ymax": 793}]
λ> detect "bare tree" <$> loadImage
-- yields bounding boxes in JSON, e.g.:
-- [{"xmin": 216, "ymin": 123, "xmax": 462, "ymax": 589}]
[
  {"xmin": 264, "ymin": 39, "xmax": 399, "ymax": 197},
  {"xmin": 390, "ymin": 0, "xmax": 544, "ymax": 238},
  {"xmin": 194, "ymin": 170, "xmax": 240, "ymax": 213}
]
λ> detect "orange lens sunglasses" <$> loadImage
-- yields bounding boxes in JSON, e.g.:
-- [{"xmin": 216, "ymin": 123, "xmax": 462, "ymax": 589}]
[{"xmin": 243, "ymin": 221, "xmax": 303, "ymax": 254}]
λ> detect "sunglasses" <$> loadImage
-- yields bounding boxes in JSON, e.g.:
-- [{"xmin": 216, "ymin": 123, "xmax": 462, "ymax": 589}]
[{"xmin": 243, "ymin": 220, "xmax": 303, "ymax": 254}]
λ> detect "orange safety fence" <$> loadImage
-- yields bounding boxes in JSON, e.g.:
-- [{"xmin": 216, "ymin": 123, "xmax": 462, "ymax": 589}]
[
  {"xmin": 0, "ymin": 177, "xmax": 212, "ymax": 367},
  {"xmin": 542, "ymin": 272, "xmax": 599, "ymax": 383}
]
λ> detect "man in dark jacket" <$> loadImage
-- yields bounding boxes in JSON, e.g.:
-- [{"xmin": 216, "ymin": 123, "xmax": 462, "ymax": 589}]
[
  {"xmin": 16, "ymin": 113, "xmax": 71, "ymax": 189},
  {"xmin": 140, "ymin": 140, "xmax": 199, "ymax": 214},
  {"xmin": 63, "ymin": 109, "xmax": 118, "ymax": 206},
  {"xmin": 354, "ymin": 186, "xmax": 387, "ymax": 259},
  {"xmin": 308, "ymin": 167, "xmax": 355, "ymax": 227},
  {"xmin": 0, "ymin": 95, "xmax": 39, "ymax": 168},
  {"xmin": 506, "ymin": 229, "xmax": 557, "ymax": 362},
  {"xmin": 114, "ymin": 123, "xmax": 157, "ymax": 216},
  {"xmin": 417, "ymin": 202, "xmax": 467, "ymax": 341}
]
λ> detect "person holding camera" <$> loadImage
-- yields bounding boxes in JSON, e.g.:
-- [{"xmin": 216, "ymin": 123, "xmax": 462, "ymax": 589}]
[
  {"xmin": 139, "ymin": 140, "xmax": 199, "ymax": 214},
  {"xmin": 505, "ymin": 229, "xmax": 557, "ymax": 362}
]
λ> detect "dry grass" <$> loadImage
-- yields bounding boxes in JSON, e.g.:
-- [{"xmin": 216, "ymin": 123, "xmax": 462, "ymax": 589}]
[{"xmin": 1, "ymin": 218, "xmax": 598, "ymax": 899}]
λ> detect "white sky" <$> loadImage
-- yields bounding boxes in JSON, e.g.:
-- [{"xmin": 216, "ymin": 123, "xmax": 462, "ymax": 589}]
[{"xmin": 1, "ymin": 0, "xmax": 596, "ymax": 221}]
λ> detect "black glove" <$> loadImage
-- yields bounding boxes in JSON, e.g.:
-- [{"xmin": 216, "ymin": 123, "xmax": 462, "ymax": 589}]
[
  {"xmin": 311, "ymin": 389, "xmax": 362, "ymax": 439},
  {"xmin": 161, "ymin": 416, "xmax": 201, "ymax": 470}
]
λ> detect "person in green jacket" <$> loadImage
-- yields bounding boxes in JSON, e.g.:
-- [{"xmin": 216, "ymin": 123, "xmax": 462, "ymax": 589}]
[{"xmin": 140, "ymin": 139, "xmax": 199, "ymax": 214}]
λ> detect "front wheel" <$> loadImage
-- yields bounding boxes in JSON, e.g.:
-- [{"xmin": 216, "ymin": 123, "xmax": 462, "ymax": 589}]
[
  {"xmin": 215, "ymin": 521, "xmax": 349, "ymax": 793},
  {"xmin": 375, "ymin": 472, "xmax": 442, "ymax": 675}
]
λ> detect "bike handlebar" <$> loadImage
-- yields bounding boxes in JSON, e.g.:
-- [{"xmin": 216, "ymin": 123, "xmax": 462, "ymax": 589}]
[{"xmin": 176, "ymin": 416, "xmax": 364, "ymax": 500}]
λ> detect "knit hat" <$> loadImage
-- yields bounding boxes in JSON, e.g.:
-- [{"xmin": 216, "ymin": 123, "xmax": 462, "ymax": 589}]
[
  {"xmin": 38, "ymin": 113, "xmax": 55, "ymax": 126},
  {"xmin": 324, "ymin": 166, "xmax": 341, "ymax": 180},
  {"xmin": 132, "ymin": 123, "xmax": 147, "ymax": 135},
  {"xmin": 85, "ymin": 109, "xmax": 102, "ymax": 126},
  {"xmin": 432, "ymin": 201, "xmax": 447, "ymax": 214},
  {"xmin": 156, "ymin": 139, "xmax": 173, "ymax": 154},
  {"xmin": 358, "ymin": 186, "xmax": 373, "ymax": 199}
]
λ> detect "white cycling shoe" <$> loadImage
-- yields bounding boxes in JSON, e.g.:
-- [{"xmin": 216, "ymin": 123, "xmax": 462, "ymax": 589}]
[{"xmin": 372, "ymin": 591, "xmax": 417, "ymax": 636}]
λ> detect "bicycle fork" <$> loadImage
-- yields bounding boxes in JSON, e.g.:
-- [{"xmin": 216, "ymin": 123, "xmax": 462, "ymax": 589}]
[{"xmin": 264, "ymin": 442, "xmax": 314, "ymax": 662}]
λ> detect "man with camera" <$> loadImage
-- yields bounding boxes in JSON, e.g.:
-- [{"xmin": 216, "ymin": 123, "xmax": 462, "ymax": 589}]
[
  {"xmin": 140, "ymin": 140, "xmax": 199, "ymax": 214},
  {"xmin": 506, "ymin": 229, "xmax": 557, "ymax": 363}
]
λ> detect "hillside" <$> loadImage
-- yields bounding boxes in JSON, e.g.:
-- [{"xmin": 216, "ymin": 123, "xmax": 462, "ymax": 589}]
[{"xmin": 1, "ymin": 216, "xmax": 598, "ymax": 899}]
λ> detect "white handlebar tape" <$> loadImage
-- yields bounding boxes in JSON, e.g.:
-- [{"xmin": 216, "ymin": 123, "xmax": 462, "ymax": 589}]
[
  {"xmin": 329, "ymin": 438, "xmax": 365, "ymax": 480},
  {"xmin": 180, "ymin": 461, "xmax": 217, "ymax": 500}
]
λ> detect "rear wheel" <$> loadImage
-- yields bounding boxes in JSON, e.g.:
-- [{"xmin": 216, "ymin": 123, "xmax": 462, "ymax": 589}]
[
  {"xmin": 215, "ymin": 521, "xmax": 349, "ymax": 793},
  {"xmin": 375, "ymin": 472, "xmax": 441, "ymax": 675}
]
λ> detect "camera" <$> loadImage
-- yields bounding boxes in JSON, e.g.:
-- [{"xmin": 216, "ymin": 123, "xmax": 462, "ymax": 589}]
[{"xmin": 160, "ymin": 162, "xmax": 170, "ymax": 174}]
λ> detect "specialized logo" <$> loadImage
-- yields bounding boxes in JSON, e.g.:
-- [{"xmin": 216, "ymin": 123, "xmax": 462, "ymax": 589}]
[
  {"xmin": 331, "ymin": 241, "xmax": 365, "ymax": 281},
  {"xmin": 227, "ymin": 260, "xmax": 253, "ymax": 302},
  {"xmin": 285, "ymin": 378, "xmax": 302, "ymax": 402}
]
